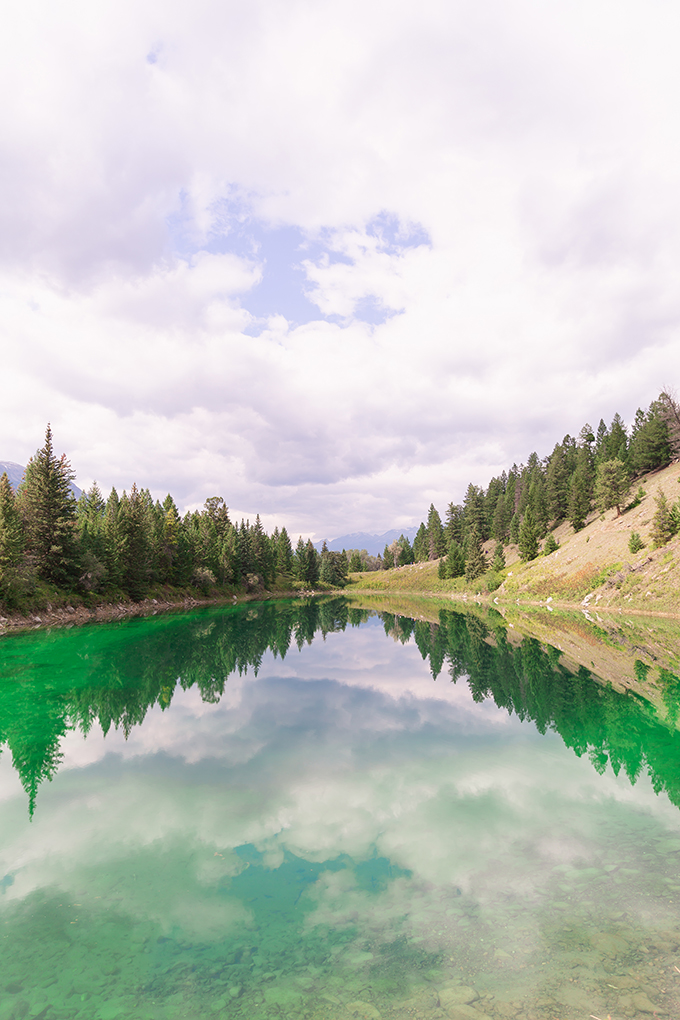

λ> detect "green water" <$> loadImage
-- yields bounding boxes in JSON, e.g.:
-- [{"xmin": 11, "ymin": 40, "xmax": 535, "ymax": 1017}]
[{"xmin": 1, "ymin": 599, "xmax": 680, "ymax": 1020}]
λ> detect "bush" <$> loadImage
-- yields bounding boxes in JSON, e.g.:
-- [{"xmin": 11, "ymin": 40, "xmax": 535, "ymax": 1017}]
[
  {"xmin": 543, "ymin": 533, "xmax": 559, "ymax": 555},
  {"xmin": 628, "ymin": 532, "xmax": 645, "ymax": 554},
  {"xmin": 485, "ymin": 571, "xmax": 502, "ymax": 592}
]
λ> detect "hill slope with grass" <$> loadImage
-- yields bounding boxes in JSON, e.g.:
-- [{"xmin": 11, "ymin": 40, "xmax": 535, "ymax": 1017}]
[{"xmin": 346, "ymin": 461, "xmax": 680, "ymax": 616}]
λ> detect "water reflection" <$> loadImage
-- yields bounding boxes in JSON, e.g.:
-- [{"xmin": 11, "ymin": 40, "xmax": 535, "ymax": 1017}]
[{"xmin": 0, "ymin": 599, "xmax": 679, "ymax": 1019}]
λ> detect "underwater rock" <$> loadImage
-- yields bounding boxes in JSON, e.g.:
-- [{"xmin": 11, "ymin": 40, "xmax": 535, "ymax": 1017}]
[
  {"xmin": 346, "ymin": 1001, "xmax": 381, "ymax": 1019},
  {"xmin": 631, "ymin": 991, "xmax": 666, "ymax": 1014},
  {"xmin": 438, "ymin": 984, "xmax": 479, "ymax": 1006},
  {"xmin": 590, "ymin": 932, "xmax": 629, "ymax": 957}
]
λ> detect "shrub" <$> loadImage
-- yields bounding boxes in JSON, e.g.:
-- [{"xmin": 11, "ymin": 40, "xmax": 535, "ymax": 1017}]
[
  {"xmin": 543, "ymin": 533, "xmax": 559, "ymax": 555},
  {"xmin": 628, "ymin": 532, "xmax": 645, "ymax": 554}
]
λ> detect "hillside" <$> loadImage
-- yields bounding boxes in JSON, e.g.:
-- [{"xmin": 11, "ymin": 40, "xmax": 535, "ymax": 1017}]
[{"xmin": 346, "ymin": 460, "xmax": 680, "ymax": 616}]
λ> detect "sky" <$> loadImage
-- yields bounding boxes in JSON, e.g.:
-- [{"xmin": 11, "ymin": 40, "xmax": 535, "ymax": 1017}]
[{"xmin": 2, "ymin": 0, "xmax": 680, "ymax": 540}]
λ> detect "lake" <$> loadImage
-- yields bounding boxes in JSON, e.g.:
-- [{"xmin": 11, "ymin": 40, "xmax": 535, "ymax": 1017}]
[{"xmin": 1, "ymin": 597, "xmax": 679, "ymax": 1020}]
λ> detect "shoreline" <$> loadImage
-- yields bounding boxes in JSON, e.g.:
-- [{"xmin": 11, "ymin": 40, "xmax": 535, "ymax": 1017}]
[{"xmin": 0, "ymin": 587, "xmax": 326, "ymax": 636}]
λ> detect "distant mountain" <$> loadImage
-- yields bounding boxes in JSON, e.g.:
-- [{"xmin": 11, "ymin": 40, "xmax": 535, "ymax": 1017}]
[
  {"xmin": 0, "ymin": 460, "xmax": 82, "ymax": 500},
  {"xmin": 314, "ymin": 526, "xmax": 419, "ymax": 557}
]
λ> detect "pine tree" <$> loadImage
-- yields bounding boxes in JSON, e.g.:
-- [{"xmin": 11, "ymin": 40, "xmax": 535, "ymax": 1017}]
[
  {"xmin": 491, "ymin": 542, "xmax": 505, "ymax": 571},
  {"xmin": 446, "ymin": 539, "xmax": 466, "ymax": 578},
  {"xmin": 413, "ymin": 522, "xmax": 429, "ymax": 562},
  {"xmin": 464, "ymin": 528, "xmax": 486, "ymax": 581},
  {"xmin": 445, "ymin": 503, "xmax": 465, "ymax": 544},
  {"xmin": 546, "ymin": 443, "xmax": 570, "ymax": 522},
  {"xmin": 383, "ymin": 544, "xmax": 394, "ymax": 569},
  {"xmin": 17, "ymin": 425, "xmax": 79, "ymax": 586},
  {"xmin": 509, "ymin": 511, "xmax": 520, "ymax": 545},
  {"xmin": 0, "ymin": 472, "xmax": 25, "ymax": 605},
  {"xmin": 659, "ymin": 390, "xmax": 680, "ymax": 458},
  {"xmin": 427, "ymin": 504, "xmax": 446, "ymax": 559},
  {"xmin": 594, "ymin": 459, "xmax": 631, "ymax": 517},
  {"xmin": 117, "ymin": 484, "xmax": 153, "ymax": 600},
  {"xmin": 650, "ymin": 490, "xmax": 676, "ymax": 548},
  {"xmin": 568, "ymin": 446, "xmax": 593, "ymax": 531},
  {"xmin": 518, "ymin": 508, "xmax": 539, "ymax": 561},
  {"xmin": 277, "ymin": 527, "xmax": 293, "ymax": 574}
]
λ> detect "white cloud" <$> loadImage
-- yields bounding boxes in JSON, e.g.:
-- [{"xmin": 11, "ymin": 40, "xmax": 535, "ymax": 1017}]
[{"xmin": 2, "ymin": 0, "xmax": 680, "ymax": 535}]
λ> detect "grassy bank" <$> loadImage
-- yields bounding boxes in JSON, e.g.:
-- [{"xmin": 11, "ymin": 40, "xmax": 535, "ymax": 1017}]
[{"xmin": 346, "ymin": 460, "xmax": 680, "ymax": 617}]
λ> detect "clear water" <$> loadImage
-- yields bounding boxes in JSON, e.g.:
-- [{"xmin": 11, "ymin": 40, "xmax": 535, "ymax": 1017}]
[{"xmin": 1, "ymin": 598, "xmax": 680, "ymax": 1020}]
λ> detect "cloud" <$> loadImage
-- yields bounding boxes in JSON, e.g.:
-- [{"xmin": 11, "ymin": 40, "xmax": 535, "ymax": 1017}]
[{"xmin": 2, "ymin": 0, "xmax": 680, "ymax": 535}]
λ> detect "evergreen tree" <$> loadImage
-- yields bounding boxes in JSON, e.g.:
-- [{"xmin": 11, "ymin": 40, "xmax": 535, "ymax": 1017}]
[
  {"xmin": 518, "ymin": 507, "xmax": 539, "ymax": 561},
  {"xmin": 413, "ymin": 522, "xmax": 429, "ymax": 562},
  {"xmin": 117, "ymin": 484, "xmax": 153, "ymax": 600},
  {"xmin": 396, "ymin": 535, "xmax": 415, "ymax": 566},
  {"xmin": 17, "ymin": 425, "xmax": 79, "ymax": 586},
  {"xmin": 446, "ymin": 539, "xmax": 466, "ymax": 578},
  {"xmin": 659, "ymin": 389, "xmax": 680, "ymax": 458},
  {"xmin": 300, "ymin": 539, "xmax": 320, "ymax": 584},
  {"xmin": 427, "ymin": 504, "xmax": 446, "ymax": 559},
  {"xmin": 650, "ymin": 490, "xmax": 676, "ymax": 548},
  {"xmin": 567, "ymin": 447, "xmax": 593, "ymax": 531},
  {"xmin": 445, "ymin": 503, "xmax": 465, "ymax": 544},
  {"xmin": 276, "ymin": 527, "xmax": 293, "ymax": 575},
  {"xmin": 463, "ymin": 484, "xmax": 487, "ymax": 541},
  {"xmin": 491, "ymin": 542, "xmax": 505, "ymax": 572},
  {"xmin": 606, "ymin": 413, "xmax": 628, "ymax": 461},
  {"xmin": 348, "ymin": 549, "xmax": 363, "ymax": 572},
  {"xmin": 543, "ymin": 532, "xmax": 559, "ymax": 555},
  {"xmin": 594, "ymin": 458, "xmax": 631, "ymax": 517},
  {"xmin": 0, "ymin": 472, "xmax": 25, "ymax": 605},
  {"xmin": 509, "ymin": 511, "xmax": 520, "ymax": 545},
  {"xmin": 383, "ymin": 544, "xmax": 394, "ymax": 569},
  {"xmin": 546, "ymin": 443, "xmax": 570, "ymax": 522},
  {"xmin": 464, "ymin": 528, "xmax": 486, "ymax": 581},
  {"xmin": 628, "ymin": 400, "xmax": 671, "ymax": 474}
]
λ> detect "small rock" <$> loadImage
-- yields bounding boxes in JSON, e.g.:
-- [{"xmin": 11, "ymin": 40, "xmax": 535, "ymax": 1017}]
[
  {"xmin": 346, "ymin": 1002, "xmax": 381, "ymax": 1019},
  {"xmin": 439, "ymin": 984, "xmax": 479, "ymax": 1007},
  {"xmin": 631, "ymin": 991, "xmax": 666, "ymax": 1014},
  {"xmin": 228, "ymin": 985, "xmax": 242, "ymax": 998}
]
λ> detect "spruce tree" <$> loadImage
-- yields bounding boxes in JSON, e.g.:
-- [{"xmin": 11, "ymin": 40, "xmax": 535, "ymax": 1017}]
[
  {"xmin": 464, "ymin": 528, "xmax": 486, "ymax": 581},
  {"xmin": 518, "ymin": 508, "xmax": 539, "ymax": 561},
  {"xmin": 650, "ymin": 490, "xmax": 676, "ymax": 548},
  {"xmin": 383, "ymin": 544, "xmax": 394, "ymax": 569},
  {"xmin": 0, "ymin": 472, "xmax": 25, "ymax": 605},
  {"xmin": 491, "ymin": 542, "xmax": 505, "ymax": 572},
  {"xmin": 594, "ymin": 459, "xmax": 631, "ymax": 517},
  {"xmin": 446, "ymin": 539, "xmax": 466, "ymax": 578},
  {"xmin": 117, "ymin": 484, "xmax": 153, "ymax": 600},
  {"xmin": 427, "ymin": 504, "xmax": 446, "ymax": 559},
  {"xmin": 413, "ymin": 522, "xmax": 429, "ymax": 561},
  {"xmin": 18, "ymin": 425, "xmax": 79, "ymax": 586}
]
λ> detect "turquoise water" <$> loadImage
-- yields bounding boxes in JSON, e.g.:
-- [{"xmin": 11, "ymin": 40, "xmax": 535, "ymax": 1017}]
[{"xmin": 1, "ymin": 599, "xmax": 680, "ymax": 1019}]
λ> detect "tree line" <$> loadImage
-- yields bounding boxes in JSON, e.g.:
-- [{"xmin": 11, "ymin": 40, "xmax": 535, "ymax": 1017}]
[
  {"xmin": 391, "ymin": 389, "xmax": 680, "ymax": 584},
  {"xmin": 0, "ymin": 426, "xmax": 350, "ymax": 609}
]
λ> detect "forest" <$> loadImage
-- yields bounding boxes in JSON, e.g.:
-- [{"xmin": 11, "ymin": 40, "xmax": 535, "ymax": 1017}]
[
  {"xmin": 0, "ymin": 426, "xmax": 349, "ymax": 610},
  {"xmin": 381, "ymin": 389, "xmax": 680, "ymax": 584},
  {"xmin": 0, "ymin": 390, "xmax": 679, "ymax": 611}
]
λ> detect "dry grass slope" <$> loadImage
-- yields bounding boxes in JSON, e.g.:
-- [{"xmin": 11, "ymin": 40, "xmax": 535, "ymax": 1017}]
[{"xmin": 346, "ymin": 461, "xmax": 680, "ymax": 616}]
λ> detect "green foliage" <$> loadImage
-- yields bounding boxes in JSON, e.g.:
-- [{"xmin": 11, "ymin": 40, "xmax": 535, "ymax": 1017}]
[
  {"xmin": 464, "ymin": 528, "xmax": 486, "ymax": 581},
  {"xmin": 348, "ymin": 549, "xmax": 363, "ymax": 572},
  {"xmin": 518, "ymin": 508, "xmax": 539, "ymax": 562},
  {"xmin": 445, "ymin": 539, "xmax": 466, "ymax": 578},
  {"xmin": 491, "ymin": 542, "xmax": 505, "ymax": 572},
  {"xmin": 628, "ymin": 399, "xmax": 672, "ymax": 474},
  {"xmin": 0, "ymin": 472, "xmax": 27, "ymax": 606},
  {"xmin": 543, "ymin": 532, "xmax": 559, "ymax": 555},
  {"xmin": 509, "ymin": 511, "xmax": 520, "ymax": 544},
  {"xmin": 628, "ymin": 531, "xmax": 645, "ymax": 554},
  {"xmin": 594, "ymin": 458, "xmax": 631, "ymax": 516},
  {"xmin": 427, "ymin": 504, "xmax": 446, "ymax": 559},
  {"xmin": 412, "ymin": 522, "xmax": 429, "ymax": 562},
  {"xmin": 650, "ymin": 490, "xmax": 676, "ymax": 548},
  {"xmin": 17, "ymin": 424, "xmax": 79, "ymax": 586},
  {"xmin": 383, "ymin": 544, "xmax": 394, "ymax": 570}
]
